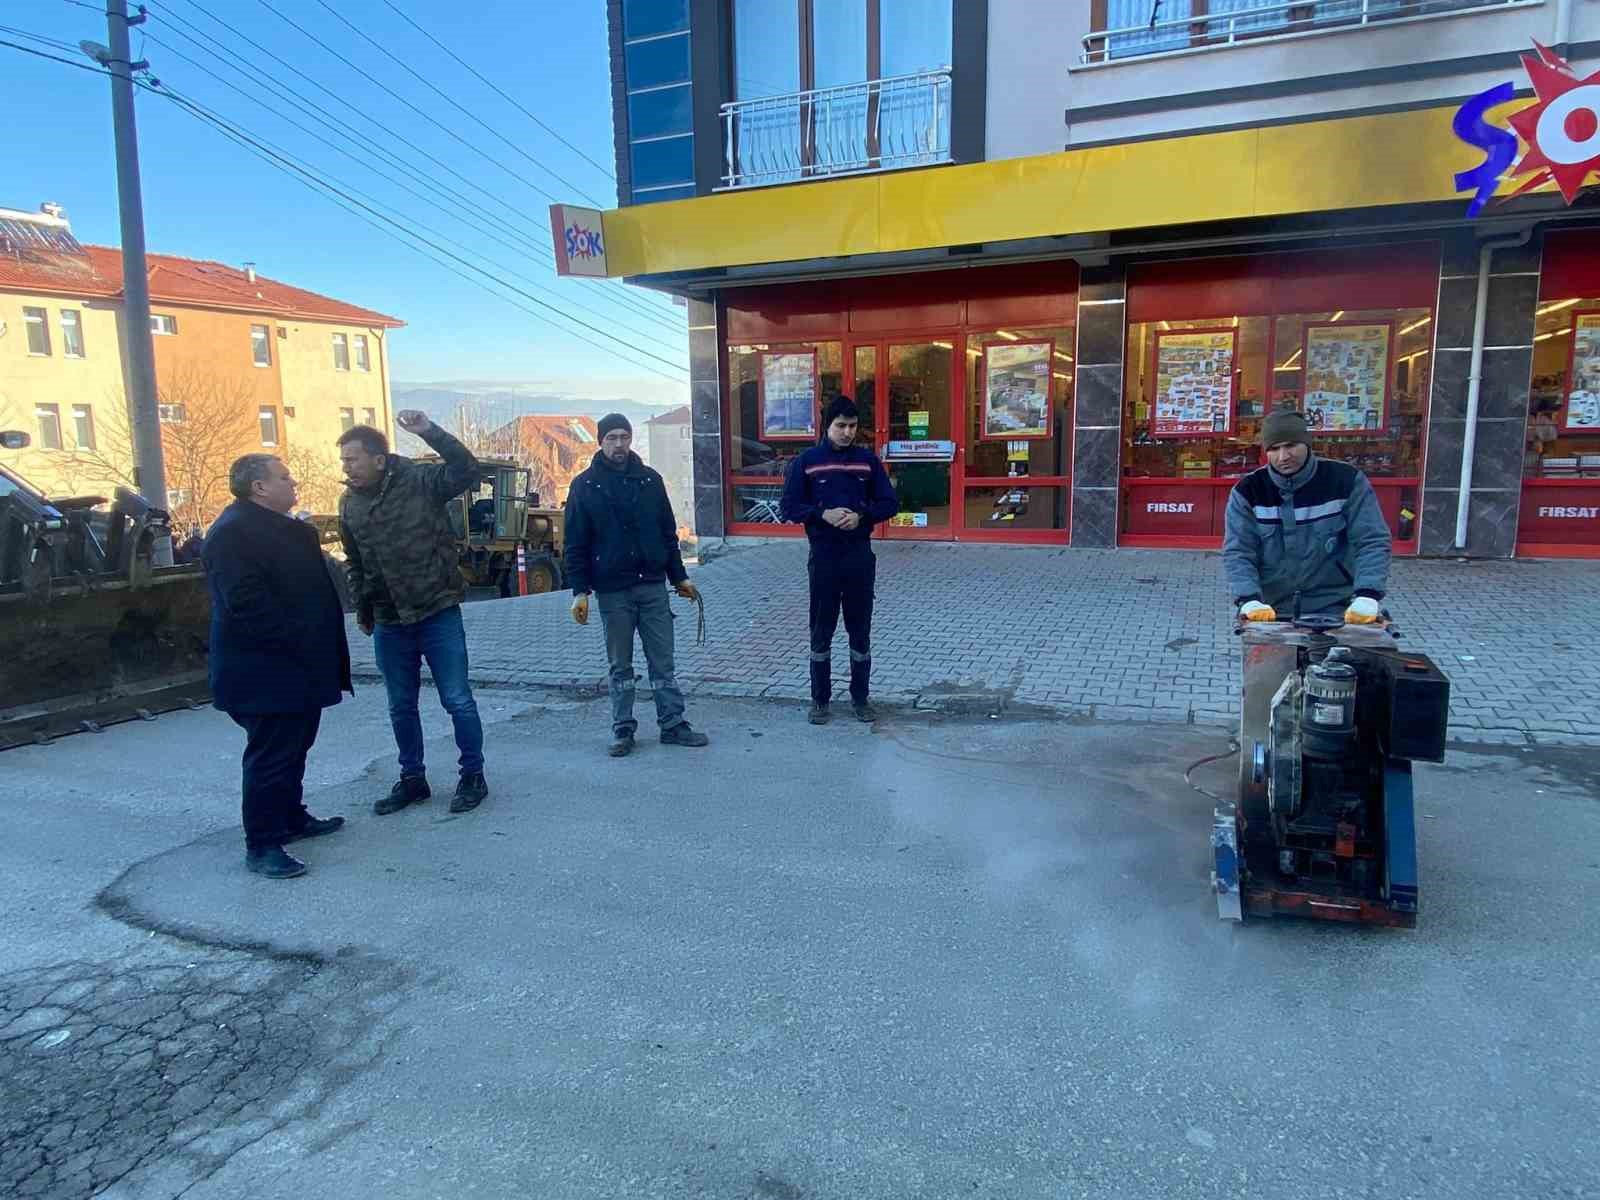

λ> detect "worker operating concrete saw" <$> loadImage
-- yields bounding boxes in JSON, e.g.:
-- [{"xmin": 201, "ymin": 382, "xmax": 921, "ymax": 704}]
[{"xmin": 1222, "ymin": 409, "xmax": 1391, "ymax": 625}]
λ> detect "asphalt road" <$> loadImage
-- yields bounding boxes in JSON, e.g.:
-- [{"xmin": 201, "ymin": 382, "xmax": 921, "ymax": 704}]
[{"xmin": 1, "ymin": 689, "xmax": 1595, "ymax": 1199}]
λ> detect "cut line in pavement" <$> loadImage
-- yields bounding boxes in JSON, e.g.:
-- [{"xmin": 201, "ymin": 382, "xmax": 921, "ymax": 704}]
[{"xmin": 344, "ymin": 542, "xmax": 1600, "ymax": 749}]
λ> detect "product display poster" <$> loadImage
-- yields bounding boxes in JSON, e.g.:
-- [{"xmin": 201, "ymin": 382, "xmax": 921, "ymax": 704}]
[
  {"xmin": 1302, "ymin": 323, "xmax": 1390, "ymax": 433},
  {"xmin": 909, "ymin": 409, "xmax": 930, "ymax": 438},
  {"xmin": 1564, "ymin": 312, "xmax": 1600, "ymax": 431},
  {"xmin": 982, "ymin": 341, "xmax": 1052, "ymax": 439},
  {"xmin": 1153, "ymin": 330, "xmax": 1236, "ymax": 437},
  {"xmin": 761, "ymin": 351, "xmax": 818, "ymax": 439}
]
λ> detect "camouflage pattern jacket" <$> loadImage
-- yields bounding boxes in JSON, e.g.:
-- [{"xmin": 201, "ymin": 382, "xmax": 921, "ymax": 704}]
[{"xmin": 338, "ymin": 426, "xmax": 479, "ymax": 626}]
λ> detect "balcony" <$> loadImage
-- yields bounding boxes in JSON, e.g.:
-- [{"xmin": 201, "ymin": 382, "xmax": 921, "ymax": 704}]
[
  {"xmin": 1081, "ymin": 0, "xmax": 1536, "ymax": 64},
  {"xmin": 719, "ymin": 69, "xmax": 952, "ymax": 191}
]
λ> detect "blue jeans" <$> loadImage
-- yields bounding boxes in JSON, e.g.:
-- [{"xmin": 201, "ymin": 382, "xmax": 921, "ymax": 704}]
[
  {"xmin": 372, "ymin": 605, "xmax": 484, "ymax": 779},
  {"xmin": 596, "ymin": 582, "xmax": 686, "ymax": 737}
]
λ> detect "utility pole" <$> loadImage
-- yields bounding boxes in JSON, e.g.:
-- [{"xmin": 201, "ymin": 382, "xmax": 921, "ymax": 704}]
[{"xmin": 101, "ymin": 0, "xmax": 173, "ymax": 565}]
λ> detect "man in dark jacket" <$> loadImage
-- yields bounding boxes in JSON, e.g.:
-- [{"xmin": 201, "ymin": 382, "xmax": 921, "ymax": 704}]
[
  {"xmin": 338, "ymin": 412, "xmax": 488, "ymax": 816},
  {"xmin": 566, "ymin": 413, "xmax": 708, "ymax": 757},
  {"xmin": 205, "ymin": 455, "xmax": 351, "ymax": 879},
  {"xmin": 1222, "ymin": 409, "xmax": 1392, "ymax": 623},
  {"xmin": 779, "ymin": 395, "xmax": 899, "ymax": 725}
]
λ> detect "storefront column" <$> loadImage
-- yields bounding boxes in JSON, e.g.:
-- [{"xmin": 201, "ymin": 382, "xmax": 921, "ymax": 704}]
[
  {"xmin": 1070, "ymin": 264, "xmax": 1127, "ymax": 547},
  {"xmin": 688, "ymin": 296, "xmax": 727, "ymax": 539},
  {"xmin": 1421, "ymin": 233, "xmax": 1540, "ymax": 557}
]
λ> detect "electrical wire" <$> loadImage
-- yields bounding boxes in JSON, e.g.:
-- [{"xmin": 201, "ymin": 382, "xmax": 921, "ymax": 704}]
[
  {"xmin": 377, "ymin": 0, "xmax": 617, "ymax": 185},
  {"xmin": 309, "ymin": 0, "xmax": 605, "ymax": 207},
  {"xmin": 139, "ymin": 78, "xmax": 688, "ymax": 380},
  {"xmin": 0, "ymin": 24, "xmax": 81, "ymax": 54},
  {"xmin": 0, "ymin": 36, "xmax": 108, "ymax": 74}
]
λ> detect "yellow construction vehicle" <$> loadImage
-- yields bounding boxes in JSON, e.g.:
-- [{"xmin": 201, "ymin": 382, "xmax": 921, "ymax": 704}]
[{"xmin": 440, "ymin": 456, "xmax": 567, "ymax": 597}]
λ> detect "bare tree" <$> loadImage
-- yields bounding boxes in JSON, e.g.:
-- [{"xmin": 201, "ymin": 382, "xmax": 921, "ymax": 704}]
[
  {"xmin": 281, "ymin": 442, "xmax": 345, "ymax": 515},
  {"xmin": 49, "ymin": 362, "xmax": 259, "ymax": 531}
]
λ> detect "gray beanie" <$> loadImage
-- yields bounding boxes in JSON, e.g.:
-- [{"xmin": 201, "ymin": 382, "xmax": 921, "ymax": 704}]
[
  {"xmin": 597, "ymin": 413, "xmax": 632, "ymax": 439},
  {"xmin": 1260, "ymin": 409, "xmax": 1310, "ymax": 449}
]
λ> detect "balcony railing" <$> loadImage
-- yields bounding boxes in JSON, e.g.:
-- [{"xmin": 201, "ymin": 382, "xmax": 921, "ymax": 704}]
[
  {"xmin": 1082, "ymin": 0, "xmax": 1532, "ymax": 64},
  {"xmin": 720, "ymin": 69, "xmax": 952, "ymax": 190}
]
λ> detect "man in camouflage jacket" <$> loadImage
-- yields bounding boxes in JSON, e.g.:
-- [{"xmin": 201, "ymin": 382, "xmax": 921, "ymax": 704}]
[{"xmin": 338, "ymin": 411, "xmax": 488, "ymax": 817}]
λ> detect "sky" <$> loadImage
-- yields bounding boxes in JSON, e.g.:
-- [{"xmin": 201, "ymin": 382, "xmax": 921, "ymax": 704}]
[{"xmin": 1, "ymin": 0, "xmax": 688, "ymax": 400}]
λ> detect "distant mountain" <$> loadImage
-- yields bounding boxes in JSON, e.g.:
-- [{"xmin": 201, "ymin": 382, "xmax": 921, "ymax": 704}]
[{"xmin": 392, "ymin": 378, "xmax": 685, "ymax": 432}]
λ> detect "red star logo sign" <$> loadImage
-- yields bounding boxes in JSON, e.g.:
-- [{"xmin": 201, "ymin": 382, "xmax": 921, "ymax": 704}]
[{"xmin": 1506, "ymin": 42, "xmax": 1600, "ymax": 203}]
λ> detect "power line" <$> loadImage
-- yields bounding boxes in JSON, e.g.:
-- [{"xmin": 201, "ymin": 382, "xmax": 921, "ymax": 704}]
[
  {"xmin": 0, "ymin": 35, "xmax": 108, "ymax": 75},
  {"xmin": 135, "ymin": 30, "xmax": 686, "ymax": 354},
  {"xmin": 309, "ymin": 0, "xmax": 605, "ymax": 208},
  {"xmin": 378, "ymin": 0, "xmax": 617, "ymax": 186},
  {"xmin": 139, "ymin": 78, "xmax": 687, "ymax": 379},
  {"xmin": 0, "ymin": 24, "xmax": 80, "ymax": 54}
]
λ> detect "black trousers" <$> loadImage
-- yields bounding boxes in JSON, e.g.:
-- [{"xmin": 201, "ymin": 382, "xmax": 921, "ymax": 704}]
[
  {"xmin": 229, "ymin": 710, "xmax": 322, "ymax": 851},
  {"xmin": 808, "ymin": 544, "xmax": 875, "ymax": 706}
]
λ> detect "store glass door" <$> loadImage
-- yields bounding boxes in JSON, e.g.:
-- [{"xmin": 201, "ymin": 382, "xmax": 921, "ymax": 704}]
[{"xmin": 879, "ymin": 340, "xmax": 960, "ymax": 538}]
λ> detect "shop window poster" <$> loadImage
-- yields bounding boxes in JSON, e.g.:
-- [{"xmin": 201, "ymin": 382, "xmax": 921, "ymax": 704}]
[
  {"xmin": 760, "ymin": 350, "xmax": 818, "ymax": 439},
  {"xmin": 1302, "ymin": 323, "xmax": 1391, "ymax": 434},
  {"xmin": 1153, "ymin": 329, "xmax": 1236, "ymax": 438},
  {"xmin": 1561, "ymin": 311, "xmax": 1600, "ymax": 432},
  {"xmin": 982, "ymin": 341, "xmax": 1053, "ymax": 439}
]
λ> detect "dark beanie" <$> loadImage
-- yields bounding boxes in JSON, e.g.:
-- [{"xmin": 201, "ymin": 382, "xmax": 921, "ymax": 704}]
[
  {"xmin": 822, "ymin": 395, "xmax": 859, "ymax": 426},
  {"xmin": 1260, "ymin": 409, "xmax": 1310, "ymax": 449},
  {"xmin": 597, "ymin": 413, "xmax": 632, "ymax": 439}
]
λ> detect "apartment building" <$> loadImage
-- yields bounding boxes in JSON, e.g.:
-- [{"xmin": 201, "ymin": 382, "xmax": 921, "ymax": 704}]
[
  {"xmin": 562, "ymin": 0, "xmax": 1600, "ymax": 558},
  {"xmin": 0, "ymin": 204, "xmax": 401, "ymax": 525}
]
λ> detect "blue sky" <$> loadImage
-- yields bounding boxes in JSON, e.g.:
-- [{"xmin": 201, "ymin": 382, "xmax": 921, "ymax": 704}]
[{"xmin": 3, "ymin": 0, "xmax": 688, "ymax": 398}]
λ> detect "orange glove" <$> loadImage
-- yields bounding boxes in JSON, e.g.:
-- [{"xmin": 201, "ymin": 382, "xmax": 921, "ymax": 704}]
[
  {"xmin": 570, "ymin": 593, "xmax": 590, "ymax": 625},
  {"xmin": 1344, "ymin": 596, "xmax": 1382, "ymax": 624},
  {"xmin": 1239, "ymin": 601, "xmax": 1277, "ymax": 622}
]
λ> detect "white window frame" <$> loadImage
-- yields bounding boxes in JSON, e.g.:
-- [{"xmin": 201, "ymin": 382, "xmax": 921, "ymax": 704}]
[
  {"xmin": 332, "ymin": 332, "xmax": 351, "ymax": 371},
  {"xmin": 339, "ymin": 407, "xmax": 355, "ymax": 432},
  {"xmin": 158, "ymin": 403, "xmax": 187, "ymax": 423},
  {"xmin": 354, "ymin": 333, "xmax": 371, "ymax": 372},
  {"xmin": 72, "ymin": 403, "xmax": 96, "ymax": 450},
  {"xmin": 150, "ymin": 313, "xmax": 178, "ymax": 335},
  {"xmin": 259, "ymin": 406, "xmax": 279, "ymax": 446},
  {"xmin": 250, "ymin": 323, "xmax": 272, "ymax": 367},
  {"xmin": 362, "ymin": 407, "xmax": 377, "ymax": 427},
  {"xmin": 60, "ymin": 308, "xmax": 85, "ymax": 358},
  {"xmin": 35, "ymin": 403, "xmax": 62, "ymax": 449},
  {"xmin": 23, "ymin": 306, "xmax": 50, "ymax": 356}
]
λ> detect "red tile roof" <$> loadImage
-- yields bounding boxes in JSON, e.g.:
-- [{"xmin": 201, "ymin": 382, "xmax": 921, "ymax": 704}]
[{"xmin": 0, "ymin": 242, "xmax": 403, "ymax": 327}]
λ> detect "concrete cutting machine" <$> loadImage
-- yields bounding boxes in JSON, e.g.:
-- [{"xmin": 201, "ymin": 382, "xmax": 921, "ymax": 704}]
[{"xmin": 1213, "ymin": 617, "xmax": 1450, "ymax": 928}]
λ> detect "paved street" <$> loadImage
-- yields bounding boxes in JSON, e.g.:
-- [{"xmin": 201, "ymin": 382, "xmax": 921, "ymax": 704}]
[
  {"xmin": 2, "ymin": 688, "xmax": 1596, "ymax": 1199},
  {"xmin": 349, "ymin": 541, "xmax": 1600, "ymax": 747}
]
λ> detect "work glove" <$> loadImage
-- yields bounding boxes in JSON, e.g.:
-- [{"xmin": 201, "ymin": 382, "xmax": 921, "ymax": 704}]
[
  {"xmin": 570, "ymin": 593, "xmax": 590, "ymax": 625},
  {"xmin": 1344, "ymin": 596, "xmax": 1382, "ymax": 624},
  {"xmin": 674, "ymin": 580, "xmax": 700, "ymax": 602},
  {"xmin": 1239, "ymin": 601, "xmax": 1276, "ymax": 622}
]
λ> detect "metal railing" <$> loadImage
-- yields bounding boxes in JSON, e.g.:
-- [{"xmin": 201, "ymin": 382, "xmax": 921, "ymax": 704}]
[
  {"xmin": 1082, "ymin": 0, "xmax": 1530, "ymax": 64},
  {"xmin": 720, "ymin": 68, "xmax": 952, "ymax": 190}
]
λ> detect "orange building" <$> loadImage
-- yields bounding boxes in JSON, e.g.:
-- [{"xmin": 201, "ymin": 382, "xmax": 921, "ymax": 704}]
[
  {"xmin": 487, "ymin": 414, "xmax": 599, "ymax": 506},
  {"xmin": 0, "ymin": 204, "xmax": 402, "ymax": 527}
]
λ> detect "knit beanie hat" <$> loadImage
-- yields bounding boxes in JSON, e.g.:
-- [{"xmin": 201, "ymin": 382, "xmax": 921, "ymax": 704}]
[
  {"xmin": 1260, "ymin": 409, "xmax": 1310, "ymax": 449},
  {"xmin": 822, "ymin": 395, "xmax": 859, "ymax": 427},
  {"xmin": 597, "ymin": 413, "xmax": 632, "ymax": 439}
]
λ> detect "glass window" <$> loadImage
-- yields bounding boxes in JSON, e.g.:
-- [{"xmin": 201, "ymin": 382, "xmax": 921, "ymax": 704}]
[
  {"xmin": 72, "ymin": 404, "xmax": 95, "ymax": 450},
  {"xmin": 624, "ymin": 0, "xmax": 688, "ymax": 39},
  {"xmin": 626, "ymin": 32, "xmax": 691, "ymax": 89},
  {"xmin": 362, "ymin": 407, "xmax": 377, "ymax": 426},
  {"xmin": 259, "ymin": 407, "xmax": 279, "ymax": 446},
  {"xmin": 340, "ymin": 407, "xmax": 355, "ymax": 432},
  {"xmin": 630, "ymin": 135, "xmax": 695, "ymax": 189},
  {"xmin": 60, "ymin": 309, "xmax": 84, "ymax": 357},
  {"xmin": 332, "ymin": 332, "xmax": 350, "ymax": 370},
  {"xmin": 150, "ymin": 313, "xmax": 178, "ymax": 335},
  {"xmin": 964, "ymin": 327, "xmax": 1075, "ymax": 480},
  {"xmin": 727, "ymin": 341, "xmax": 843, "ymax": 479},
  {"xmin": 632, "ymin": 184, "xmax": 697, "ymax": 204},
  {"xmin": 735, "ymin": 0, "xmax": 801, "ymax": 98},
  {"xmin": 35, "ymin": 404, "xmax": 61, "ymax": 450},
  {"xmin": 251, "ymin": 323, "xmax": 272, "ymax": 366},
  {"xmin": 814, "ymin": 0, "xmax": 867, "ymax": 89},
  {"xmin": 880, "ymin": 0, "xmax": 952, "ymax": 75},
  {"xmin": 354, "ymin": 334, "xmax": 371, "ymax": 371},
  {"xmin": 1526, "ymin": 297, "xmax": 1600, "ymax": 479},
  {"xmin": 1101, "ymin": 0, "xmax": 1193, "ymax": 58},
  {"xmin": 158, "ymin": 403, "xmax": 186, "ymax": 423},
  {"xmin": 24, "ymin": 307, "xmax": 50, "ymax": 355},
  {"xmin": 963, "ymin": 485, "xmax": 1068, "ymax": 532},
  {"xmin": 628, "ymin": 85, "xmax": 694, "ymax": 140}
]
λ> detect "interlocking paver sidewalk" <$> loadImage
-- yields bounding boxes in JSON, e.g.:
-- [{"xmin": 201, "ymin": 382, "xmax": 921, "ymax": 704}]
[{"xmin": 346, "ymin": 541, "xmax": 1600, "ymax": 748}]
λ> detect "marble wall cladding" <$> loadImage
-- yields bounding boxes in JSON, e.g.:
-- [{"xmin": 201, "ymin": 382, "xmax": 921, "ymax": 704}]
[
  {"xmin": 691, "ymin": 379, "xmax": 721, "ymax": 434},
  {"xmin": 1429, "ymin": 347, "xmax": 1533, "ymax": 420},
  {"xmin": 1073, "ymin": 363, "xmax": 1123, "ymax": 429},
  {"xmin": 1440, "ymin": 233, "xmax": 1543, "ymax": 277},
  {"xmin": 1418, "ymin": 486, "xmax": 1520, "ymax": 557},
  {"xmin": 1072, "ymin": 426, "xmax": 1121, "ymax": 488},
  {"xmin": 688, "ymin": 326, "xmax": 718, "ymax": 385},
  {"xmin": 1434, "ymin": 276, "xmax": 1479, "ymax": 350},
  {"xmin": 694, "ymin": 480, "xmax": 726, "ymax": 539},
  {"xmin": 691, "ymin": 431, "xmax": 724, "ymax": 511},
  {"xmin": 1423, "ymin": 420, "xmax": 1466, "ymax": 491},
  {"xmin": 1070, "ymin": 486, "xmax": 1117, "ymax": 548},
  {"xmin": 1077, "ymin": 265, "xmax": 1126, "ymax": 306},
  {"xmin": 1470, "ymin": 418, "xmax": 1532, "ymax": 491},
  {"xmin": 1076, "ymin": 305, "xmax": 1126, "ymax": 368},
  {"xmin": 1419, "ymin": 487, "xmax": 1460, "ymax": 556},
  {"xmin": 1484, "ymin": 273, "xmax": 1540, "ymax": 347},
  {"xmin": 686, "ymin": 298, "xmax": 715, "ymax": 329}
]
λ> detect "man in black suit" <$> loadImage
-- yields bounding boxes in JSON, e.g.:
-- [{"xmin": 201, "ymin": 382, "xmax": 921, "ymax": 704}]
[{"xmin": 204, "ymin": 454, "xmax": 352, "ymax": 878}]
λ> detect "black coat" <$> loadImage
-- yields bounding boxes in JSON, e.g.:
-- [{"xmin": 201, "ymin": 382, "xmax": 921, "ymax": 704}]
[
  {"xmin": 563, "ymin": 451, "xmax": 687, "ymax": 595},
  {"xmin": 203, "ymin": 499, "xmax": 352, "ymax": 715}
]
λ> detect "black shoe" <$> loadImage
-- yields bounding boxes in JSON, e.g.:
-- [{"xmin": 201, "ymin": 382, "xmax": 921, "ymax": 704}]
[
  {"xmin": 808, "ymin": 703, "xmax": 830, "ymax": 725},
  {"xmin": 375, "ymin": 776, "xmax": 429, "ymax": 816},
  {"xmin": 451, "ymin": 772, "xmax": 488, "ymax": 813},
  {"xmin": 852, "ymin": 701, "xmax": 878, "ymax": 723},
  {"xmin": 660, "ymin": 722, "xmax": 709, "ymax": 747},
  {"xmin": 284, "ymin": 815, "xmax": 345, "ymax": 844},
  {"xmin": 608, "ymin": 733, "xmax": 635, "ymax": 757},
  {"xmin": 245, "ymin": 844, "xmax": 306, "ymax": 879}
]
